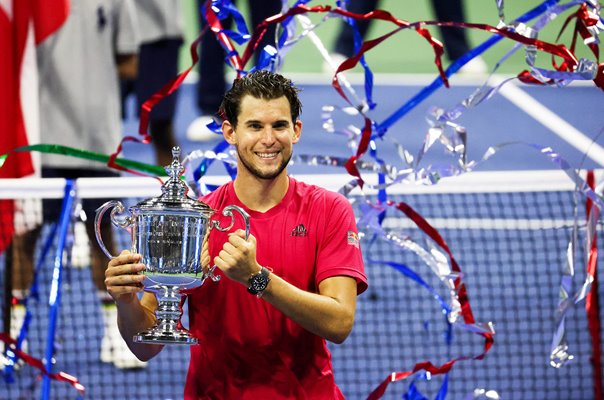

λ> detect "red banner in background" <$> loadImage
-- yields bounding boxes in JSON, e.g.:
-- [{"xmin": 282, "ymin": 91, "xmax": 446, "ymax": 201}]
[{"xmin": 0, "ymin": 0, "xmax": 69, "ymax": 253}]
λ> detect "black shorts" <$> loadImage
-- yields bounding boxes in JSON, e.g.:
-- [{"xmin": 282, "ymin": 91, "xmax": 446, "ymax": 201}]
[
  {"xmin": 41, "ymin": 167, "xmax": 121, "ymax": 225},
  {"xmin": 121, "ymin": 38, "xmax": 183, "ymax": 122}
]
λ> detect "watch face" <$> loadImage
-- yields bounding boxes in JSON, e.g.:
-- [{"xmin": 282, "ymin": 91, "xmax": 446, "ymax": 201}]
[
  {"xmin": 248, "ymin": 268, "xmax": 270, "ymax": 294},
  {"xmin": 250, "ymin": 274, "xmax": 268, "ymax": 291}
]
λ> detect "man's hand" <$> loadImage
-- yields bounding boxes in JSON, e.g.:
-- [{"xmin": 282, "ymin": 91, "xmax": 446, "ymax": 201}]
[
  {"xmin": 104, "ymin": 250, "xmax": 146, "ymax": 305},
  {"xmin": 213, "ymin": 229, "xmax": 260, "ymax": 285}
]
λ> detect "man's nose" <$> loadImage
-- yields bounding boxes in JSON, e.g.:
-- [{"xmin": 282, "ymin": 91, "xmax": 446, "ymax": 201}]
[{"xmin": 260, "ymin": 127, "xmax": 276, "ymax": 144}]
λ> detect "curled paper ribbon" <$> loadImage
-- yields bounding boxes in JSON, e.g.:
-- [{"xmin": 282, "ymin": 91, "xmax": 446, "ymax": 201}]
[
  {"xmin": 550, "ymin": 171, "xmax": 601, "ymax": 391},
  {"xmin": 358, "ymin": 200, "xmax": 494, "ymax": 399},
  {"xmin": 0, "ymin": 332, "xmax": 85, "ymax": 394},
  {"xmin": 3, "ymin": 222, "xmax": 58, "ymax": 382},
  {"xmin": 584, "ymin": 171, "xmax": 601, "ymax": 400}
]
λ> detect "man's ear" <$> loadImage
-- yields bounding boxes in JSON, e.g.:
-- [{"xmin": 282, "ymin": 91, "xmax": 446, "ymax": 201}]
[
  {"xmin": 292, "ymin": 120, "xmax": 302, "ymax": 144},
  {"xmin": 222, "ymin": 120, "xmax": 236, "ymax": 144}
]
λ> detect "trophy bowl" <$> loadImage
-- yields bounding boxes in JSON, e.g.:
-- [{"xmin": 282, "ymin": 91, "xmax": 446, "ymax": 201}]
[{"xmin": 95, "ymin": 147, "xmax": 249, "ymax": 345}]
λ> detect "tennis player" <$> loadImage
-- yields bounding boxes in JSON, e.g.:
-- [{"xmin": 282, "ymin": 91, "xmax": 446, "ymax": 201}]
[{"xmin": 105, "ymin": 70, "xmax": 367, "ymax": 399}]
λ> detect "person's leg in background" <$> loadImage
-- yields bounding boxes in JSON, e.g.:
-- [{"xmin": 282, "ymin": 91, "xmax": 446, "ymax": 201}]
[
  {"xmin": 187, "ymin": 0, "xmax": 282, "ymax": 141},
  {"xmin": 135, "ymin": 39, "xmax": 183, "ymax": 166},
  {"xmin": 332, "ymin": 0, "xmax": 379, "ymax": 60},
  {"xmin": 186, "ymin": 0, "xmax": 232, "ymax": 141},
  {"xmin": 430, "ymin": 0, "xmax": 487, "ymax": 73}
]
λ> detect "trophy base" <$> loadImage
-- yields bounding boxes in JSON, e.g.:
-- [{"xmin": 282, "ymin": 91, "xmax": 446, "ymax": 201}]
[{"xmin": 133, "ymin": 329, "xmax": 199, "ymax": 345}]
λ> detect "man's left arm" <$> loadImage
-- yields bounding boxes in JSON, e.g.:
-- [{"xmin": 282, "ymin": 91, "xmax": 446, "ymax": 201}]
[
  {"xmin": 213, "ymin": 232, "xmax": 359, "ymax": 344},
  {"xmin": 262, "ymin": 274, "xmax": 358, "ymax": 344}
]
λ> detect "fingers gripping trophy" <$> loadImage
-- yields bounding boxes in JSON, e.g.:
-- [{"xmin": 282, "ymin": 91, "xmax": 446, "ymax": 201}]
[{"xmin": 95, "ymin": 147, "xmax": 250, "ymax": 344}]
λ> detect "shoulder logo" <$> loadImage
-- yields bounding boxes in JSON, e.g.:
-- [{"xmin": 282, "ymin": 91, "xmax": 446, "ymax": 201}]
[
  {"xmin": 290, "ymin": 224, "xmax": 308, "ymax": 237},
  {"xmin": 347, "ymin": 231, "xmax": 359, "ymax": 248}
]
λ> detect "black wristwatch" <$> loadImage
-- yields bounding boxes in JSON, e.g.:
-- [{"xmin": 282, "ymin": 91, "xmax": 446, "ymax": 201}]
[{"xmin": 247, "ymin": 267, "xmax": 271, "ymax": 297}]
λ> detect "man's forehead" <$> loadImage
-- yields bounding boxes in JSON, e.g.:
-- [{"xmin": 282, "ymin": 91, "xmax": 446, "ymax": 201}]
[{"xmin": 238, "ymin": 95, "xmax": 292, "ymax": 119}]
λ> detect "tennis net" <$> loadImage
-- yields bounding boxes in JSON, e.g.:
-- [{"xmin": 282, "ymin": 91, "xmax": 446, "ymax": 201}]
[{"xmin": 1, "ymin": 170, "xmax": 602, "ymax": 399}]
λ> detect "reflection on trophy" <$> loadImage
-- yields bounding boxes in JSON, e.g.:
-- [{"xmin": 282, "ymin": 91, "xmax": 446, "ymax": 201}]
[{"xmin": 95, "ymin": 147, "xmax": 249, "ymax": 345}]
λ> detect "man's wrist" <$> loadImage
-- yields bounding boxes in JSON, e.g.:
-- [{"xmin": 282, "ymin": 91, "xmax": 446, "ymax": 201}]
[{"xmin": 247, "ymin": 266, "xmax": 271, "ymax": 298}]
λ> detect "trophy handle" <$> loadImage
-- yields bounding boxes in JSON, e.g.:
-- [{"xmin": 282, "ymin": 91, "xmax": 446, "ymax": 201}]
[
  {"xmin": 94, "ymin": 200, "xmax": 134, "ymax": 258},
  {"xmin": 207, "ymin": 205, "xmax": 251, "ymax": 282},
  {"xmin": 211, "ymin": 205, "xmax": 250, "ymax": 239}
]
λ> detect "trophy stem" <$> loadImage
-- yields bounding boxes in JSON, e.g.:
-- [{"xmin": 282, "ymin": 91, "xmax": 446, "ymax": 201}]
[{"xmin": 133, "ymin": 286, "xmax": 198, "ymax": 345}]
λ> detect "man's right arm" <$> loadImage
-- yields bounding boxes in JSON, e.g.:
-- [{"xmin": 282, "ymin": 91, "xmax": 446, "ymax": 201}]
[{"xmin": 105, "ymin": 251, "xmax": 164, "ymax": 361}]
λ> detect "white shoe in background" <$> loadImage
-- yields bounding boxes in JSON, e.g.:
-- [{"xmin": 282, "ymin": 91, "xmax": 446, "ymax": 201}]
[
  {"xmin": 100, "ymin": 304, "xmax": 147, "ymax": 369},
  {"xmin": 1, "ymin": 304, "xmax": 27, "ymax": 371},
  {"xmin": 186, "ymin": 115, "xmax": 221, "ymax": 142}
]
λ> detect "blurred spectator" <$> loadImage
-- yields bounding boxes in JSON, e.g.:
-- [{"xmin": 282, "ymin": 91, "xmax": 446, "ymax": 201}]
[
  {"xmin": 9, "ymin": 0, "xmax": 145, "ymax": 370},
  {"xmin": 121, "ymin": 0, "xmax": 184, "ymax": 166}
]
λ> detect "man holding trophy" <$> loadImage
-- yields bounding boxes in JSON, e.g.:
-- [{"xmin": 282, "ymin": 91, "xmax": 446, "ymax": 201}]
[{"xmin": 104, "ymin": 71, "xmax": 367, "ymax": 398}]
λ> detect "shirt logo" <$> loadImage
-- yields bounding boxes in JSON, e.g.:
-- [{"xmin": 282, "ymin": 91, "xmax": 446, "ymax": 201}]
[
  {"xmin": 97, "ymin": 6, "xmax": 107, "ymax": 31},
  {"xmin": 290, "ymin": 224, "xmax": 308, "ymax": 237},
  {"xmin": 347, "ymin": 231, "xmax": 359, "ymax": 248}
]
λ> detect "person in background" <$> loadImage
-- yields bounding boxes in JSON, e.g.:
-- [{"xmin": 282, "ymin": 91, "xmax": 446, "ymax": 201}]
[
  {"xmin": 121, "ymin": 0, "xmax": 184, "ymax": 167},
  {"xmin": 105, "ymin": 70, "xmax": 368, "ymax": 398},
  {"xmin": 327, "ymin": 0, "xmax": 487, "ymax": 74},
  {"xmin": 8, "ymin": 0, "xmax": 144, "ymax": 370},
  {"xmin": 186, "ymin": 0, "xmax": 282, "ymax": 142}
]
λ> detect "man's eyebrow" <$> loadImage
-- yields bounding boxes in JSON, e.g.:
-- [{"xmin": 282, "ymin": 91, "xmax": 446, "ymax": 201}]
[{"xmin": 243, "ymin": 119, "xmax": 291, "ymax": 125}]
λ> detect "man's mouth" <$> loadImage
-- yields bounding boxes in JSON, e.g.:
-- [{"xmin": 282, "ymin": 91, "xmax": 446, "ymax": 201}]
[{"xmin": 256, "ymin": 152, "xmax": 278, "ymax": 159}]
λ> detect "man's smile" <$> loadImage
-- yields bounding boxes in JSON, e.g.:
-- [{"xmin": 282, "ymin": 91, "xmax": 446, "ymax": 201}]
[{"xmin": 256, "ymin": 151, "xmax": 279, "ymax": 159}]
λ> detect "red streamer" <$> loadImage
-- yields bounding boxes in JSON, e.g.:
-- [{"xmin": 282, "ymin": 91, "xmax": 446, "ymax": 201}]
[
  {"xmin": 0, "ymin": 332, "xmax": 85, "ymax": 394},
  {"xmin": 107, "ymin": 25, "xmax": 207, "ymax": 179},
  {"xmin": 366, "ymin": 201, "xmax": 494, "ymax": 399},
  {"xmin": 585, "ymin": 170, "xmax": 601, "ymax": 400}
]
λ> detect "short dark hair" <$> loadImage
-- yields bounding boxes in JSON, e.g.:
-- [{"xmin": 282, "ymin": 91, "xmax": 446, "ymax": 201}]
[{"xmin": 219, "ymin": 70, "xmax": 302, "ymax": 127}]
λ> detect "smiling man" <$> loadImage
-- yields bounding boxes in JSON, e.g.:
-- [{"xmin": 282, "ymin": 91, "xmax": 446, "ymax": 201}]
[{"xmin": 105, "ymin": 71, "xmax": 367, "ymax": 399}]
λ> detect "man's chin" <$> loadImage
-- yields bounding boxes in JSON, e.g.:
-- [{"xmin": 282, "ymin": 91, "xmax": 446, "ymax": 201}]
[
  {"xmin": 238, "ymin": 151, "xmax": 291, "ymax": 180},
  {"xmin": 254, "ymin": 168, "xmax": 286, "ymax": 180}
]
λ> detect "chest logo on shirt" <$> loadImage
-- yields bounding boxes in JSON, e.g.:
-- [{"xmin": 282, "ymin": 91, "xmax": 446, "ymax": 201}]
[
  {"xmin": 97, "ymin": 6, "xmax": 107, "ymax": 31},
  {"xmin": 290, "ymin": 224, "xmax": 308, "ymax": 237},
  {"xmin": 347, "ymin": 231, "xmax": 360, "ymax": 248}
]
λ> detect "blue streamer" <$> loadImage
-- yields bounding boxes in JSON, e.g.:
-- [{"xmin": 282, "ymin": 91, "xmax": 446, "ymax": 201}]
[
  {"xmin": 3, "ymin": 222, "xmax": 59, "ymax": 383},
  {"xmin": 207, "ymin": 0, "xmax": 251, "ymax": 45},
  {"xmin": 41, "ymin": 179, "xmax": 76, "ymax": 400},
  {"xmin": 375, "ymin": 259, "xmax": 451, "ymax": 316},
  {"xmin": 337, "ymin": 0, "xmax": 377, "ymax": 110},
  {"xmin": 368, "ymin": 140, "xmax": 387, "ymax": 224},
  {"xmin": 376, "ymin": 0, "xmax": 562, "ymax": 134},
  {"xmin": 402, "ymin": 371, "xmax": 449, "ymax": 400},
  {"xmin": 192, "ymin": 140, "xmax": 236, "ymax": 184},
  {"xmin": 434, "ymin": 373, "xmax": 449, "ymax": 400}
]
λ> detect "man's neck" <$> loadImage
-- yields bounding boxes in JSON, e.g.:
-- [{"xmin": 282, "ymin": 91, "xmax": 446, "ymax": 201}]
[{"xmin": 233, "ymin": 172, "xmax": 289, "ymax": 213}]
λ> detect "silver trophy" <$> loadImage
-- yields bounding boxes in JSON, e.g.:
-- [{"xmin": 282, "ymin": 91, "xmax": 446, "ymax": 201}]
[{"xmin": 94, "ymin": 147, "xmax": 249, "ymax": 345}]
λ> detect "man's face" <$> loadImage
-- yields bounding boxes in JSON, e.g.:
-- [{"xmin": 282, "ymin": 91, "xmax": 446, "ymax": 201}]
[{"xmin": 223, "ymin": 95, "xmax": 301, "ymax": 180}]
